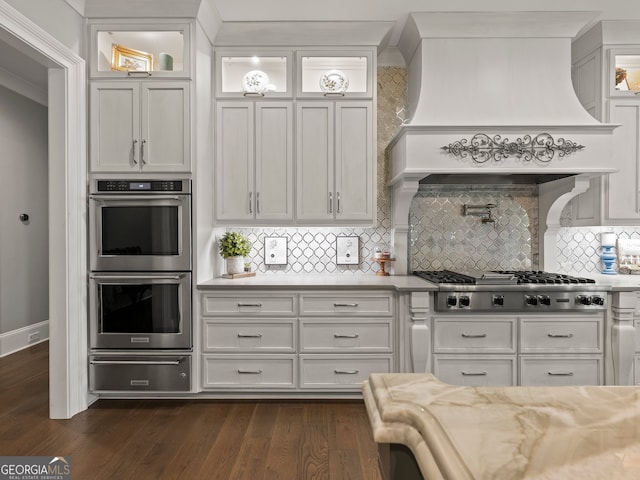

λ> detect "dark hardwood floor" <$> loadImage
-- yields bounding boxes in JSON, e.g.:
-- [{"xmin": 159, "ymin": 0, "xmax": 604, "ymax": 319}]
[{"xmin": 0, "ymin": 342, "xmax": 383, "ymax": 479}]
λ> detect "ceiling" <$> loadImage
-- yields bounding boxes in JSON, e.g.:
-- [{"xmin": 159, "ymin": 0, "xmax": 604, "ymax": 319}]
[{"xmin": 209, "ymin": 0, "xmax": 640, "ymax": 48}]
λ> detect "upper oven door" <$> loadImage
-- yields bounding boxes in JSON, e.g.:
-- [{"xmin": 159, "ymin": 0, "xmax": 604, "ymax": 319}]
[{"xmin": 90, "ymin": 193, "xmax": 191, "ymax": 271}]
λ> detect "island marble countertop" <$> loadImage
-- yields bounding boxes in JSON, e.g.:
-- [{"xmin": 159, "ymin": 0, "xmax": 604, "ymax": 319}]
[{"xmin": 363, "ymin": 373, "xmax": 640, "ymax": 480}]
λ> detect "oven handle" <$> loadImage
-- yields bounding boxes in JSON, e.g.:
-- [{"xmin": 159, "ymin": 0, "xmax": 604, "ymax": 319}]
[
  {"xmin": 90, "ymin": 359, "xmax": 182, "ymax": 366},
  {"xmin": 89, "ymin": 195, "xmax": 184, "ymax": 201},
  {"xmin": 90, "ymin": 274, "xmax": 186, "ymax": 281}
]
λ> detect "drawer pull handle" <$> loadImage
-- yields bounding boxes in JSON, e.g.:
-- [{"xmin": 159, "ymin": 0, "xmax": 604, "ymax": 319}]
[
  {"xmin": 461, "ymin": 333, "xmax": 487, "ymax": 338},
  {"xmin": 334, "ymin": 303, "xmax": 359, "ymax": 307},
  {"xmin": 90, "ymin": 359, "xmax": 181, "ymax": 366},
  {"xmin": 237, "ymin": 303, "xmax": 262, "ymax": 307},
  {"xmin": 547, "ymin": 371, "xmax": 574, "ymax": 376},
  {"xmin": 130, "ymin": 380, "xmax": 150, "ymax": 386},
  {"xmin": 237, "ymin": 369, "xmax": 263, "ymax": 374},
  {"xmin": 334, "ymin": 333, "xmax": 359, "ymax": 339},
  {"xmin": 461, "ymin": 371, "xmax": 487, "ymax": 376},
  {"xmin": 237, "ymin": 333, "xmax": 263, "ymax": 338},
  {"xmin": 335, "ymin": 369, "xmax": 359, "ymax": 375},
  {"xmin": 547, "ymin": 333, "xmax": 574, "ymax": 338}
]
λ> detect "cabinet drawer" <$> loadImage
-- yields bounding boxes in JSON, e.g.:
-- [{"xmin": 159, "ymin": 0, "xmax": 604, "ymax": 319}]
[
  {"xmin": 202, "ymin": 355, "xmax": 296, "ymax": 388},
  {"xmin": 300, "ymin": 319, "xmax": 392, "ymax": 352},
  {"xmin": 89, "ymin": 355, "xmax": 191, "ymax": 392},
  {"xmin": 519, "ymin": 356, "xmax": 602, "ymax": 386},
  {"xmin": 433, "ymin": 318, "xmax": 516, "ymax": 353},
  {"xmin": 201, "ymin": 293, "xmax": 297, "ymax": 316},
  {"xmin": 520, "ymin": 317, "xmax": 602, "ymax": 353},
  {"xmin": 299, "ymin": 355, "xmax": 393, "ymax": 389},
  {"xmin": 433, "ymin": 355, "xmax": 516, "ymax": 386},
  {"xmin": 299, "ymin": 292, "xmax": 393, "ymax": 316},
  {"xmin": 203, "ymin": 320, "xmax": 296, "ymax": 352}
]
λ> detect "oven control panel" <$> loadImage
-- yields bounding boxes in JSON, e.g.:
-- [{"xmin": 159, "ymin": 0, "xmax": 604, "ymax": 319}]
[
  {"xmin": 95, "ymin": 179, "xmax": 190, "ymax": 193},
  {"xmin": 436, "ymin": 291, "xmax": 607, "ymax": 312}
]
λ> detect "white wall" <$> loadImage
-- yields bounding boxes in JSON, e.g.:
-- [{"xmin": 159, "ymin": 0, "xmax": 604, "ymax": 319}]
[{"xmin": 0, "ymin": 85, "xmax": 48, "ymax": 335}]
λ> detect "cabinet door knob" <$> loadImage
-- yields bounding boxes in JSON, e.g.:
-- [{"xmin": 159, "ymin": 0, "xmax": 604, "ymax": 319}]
[{"xmin": 328, "ymin": 192, "xmax": 333, "ymax": 213}]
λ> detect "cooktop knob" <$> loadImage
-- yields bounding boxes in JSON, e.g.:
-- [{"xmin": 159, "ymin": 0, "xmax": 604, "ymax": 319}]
[
  {"xmin": 576, "ymin": 295, "xmax": 592, "ymax": 306},
  {"xmin": 538, "ymin": 295, "xmax": 551, "ymax": 306},
  {"xmin": 591, "ymin": 295, "xmax": 605, "ymax": 306},
  {"xmin": 525, "ymin": 294, "xmax": 538, "ymax": 306},
  {"xmin": 492, "ymin": 295, "xmax": 504, "ymax": 307},
  {"xmin": 447, "ymin": 295, "xmax": 457, "ymax": 307},
  {"xmin": 459, "ymin": 295, "xmax": 471, "ymax": 307}
]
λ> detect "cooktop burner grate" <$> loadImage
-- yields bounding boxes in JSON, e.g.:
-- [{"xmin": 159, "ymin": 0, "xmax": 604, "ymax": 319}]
[{"xmin": 413, "ymin": 270, "xmax": 596, "ymax": 285}]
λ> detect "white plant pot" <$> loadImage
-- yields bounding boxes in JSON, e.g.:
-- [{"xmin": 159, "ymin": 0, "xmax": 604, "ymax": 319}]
[{"xmin": 225, "ymin": 256, "xmax": 245, "ymax": 275}]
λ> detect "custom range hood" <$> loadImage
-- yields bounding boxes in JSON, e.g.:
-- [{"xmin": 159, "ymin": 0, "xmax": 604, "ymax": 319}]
[{"xmin": 388, "ymin": 11, "xmax": 618, "ymax": 274}]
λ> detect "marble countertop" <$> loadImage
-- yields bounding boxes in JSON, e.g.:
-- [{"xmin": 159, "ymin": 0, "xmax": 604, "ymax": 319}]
[
  {"xmin": 198, "ymin": 272, "xmax": 640, "ymax": 292},
  {"xmin": 198, "ymin": 274, "xmax": 437, "ymax": 291},
  {"xmin": 363, "ymin": 373, "xmax": 640, "ymax": 480}
]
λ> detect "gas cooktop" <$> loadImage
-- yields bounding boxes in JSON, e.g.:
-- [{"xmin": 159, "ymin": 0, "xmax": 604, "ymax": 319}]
[
  {"xmin": 413, "ymin": 270, "xmax": 605, "ymax": 312},
  {"xmin": 413, "ymin": 270, "xmax": 596, "ymax": 285}
]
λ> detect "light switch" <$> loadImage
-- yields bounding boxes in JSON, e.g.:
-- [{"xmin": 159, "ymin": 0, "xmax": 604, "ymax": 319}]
[
  {"xmin": 264, "ymin": 236, "xmax": 288, "ymax": 265},
  {"xmin": 336, "ymin": 236, "xmax": 359, "ymax": 265}
]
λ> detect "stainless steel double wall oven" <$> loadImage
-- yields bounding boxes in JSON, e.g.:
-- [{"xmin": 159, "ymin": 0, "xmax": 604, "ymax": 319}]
[{"xmin": 88, "ymin": 178, "xmax": 192, "ymax": 392}]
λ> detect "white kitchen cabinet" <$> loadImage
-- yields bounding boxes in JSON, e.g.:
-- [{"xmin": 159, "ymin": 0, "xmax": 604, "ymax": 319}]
[
  {"xmin": 570, "ymin": 29, "xmax": 640, "ymax": 225},
  {"xmin": 604, "ymin": 101, "xmax": 640, "ymax": 222},
  {"xmin": 296, "ymin": 50, "xmax": 374, "ymax": 98},
  {"xmin": 425, "ymin": 311, "xmax": 604, "ymax": 387},
  {"xmin": 89, "ymin": 20, "xmax": 192, "ymax": 79},
  {"xmin": 90, "ymin": 81, "xmax": 190, "ymax": 172},
  {"xmin": 198, "ymin": 289, "xmax": 395, "ymax": 394},
  {"xmin": 296, "ymin": 101, "xmax": 374, "ymax": 224},
  {"xmin": 433, "ymin": 355, "xmax": 517, "ymax": 387},
  {"xmin": 215, "ymin": 50, "xmax": 292, "ymax": 98},
  {"xmin": 215, "ymin": 101, "xmax": 293, "ymax": 223}
]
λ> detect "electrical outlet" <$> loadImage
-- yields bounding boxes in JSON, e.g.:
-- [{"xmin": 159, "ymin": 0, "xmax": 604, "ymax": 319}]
[
  {"xmin": 336, "ymin": 236, "xmax": 360, "ymax": 265},
  {"xmin": 264, "ymin": 236, "xmax": 288, "ymax": 265},
  {"xmin": 28, "ymin": 331, "xmax": 40, "ymax": 343}
]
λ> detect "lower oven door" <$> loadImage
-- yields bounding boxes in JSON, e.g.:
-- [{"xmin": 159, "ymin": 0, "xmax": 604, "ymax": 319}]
[
  {"xmin": 89, "ymin": 272, "xmax": 192, "ymax": 349},
  {"xmin": 89, "ymin": 355, "xmax": 191, "ymax": 392}
]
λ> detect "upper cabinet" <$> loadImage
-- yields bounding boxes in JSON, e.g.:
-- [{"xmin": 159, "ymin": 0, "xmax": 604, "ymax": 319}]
[
  {"xmin": 610, "ymin": 49, "xmax": 640, "ymax": 97},
  {"xmin": 213, "ymin": 46, "xmax": 377, "ymax": 226},
  {"xmin": 297, "ymin": 50, "xmax": 373, "ymax": 98},
  {"xmin": 89, "ymin": 20, "xmax": 193, "ymax": 79},
  {"xmin": 90, "ymin": 81, "xmax": 191, "ymax": 173},
  {"xmin": 215, "ymin": 50, "xmax": 293, "ymax": 98},
  {"xmin": 570, "ymin": 23, "xmax": 640, "ymax": 226}
]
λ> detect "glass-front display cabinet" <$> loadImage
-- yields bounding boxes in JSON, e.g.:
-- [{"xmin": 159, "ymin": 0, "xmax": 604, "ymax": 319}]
[
  {"xmin": 215, "ymin": 50, "xmax": 292, "ymax": 97},
  {"xmin": 296, "ymin": 50, "xmax": 373, "ymax": 98},
  {"xmin": 611, "ymin": 49, "xmax": 640, "ymax": 96},
  {"xmin": 89, "ymin": 21, "xmax": 192, "ymax": 78}
]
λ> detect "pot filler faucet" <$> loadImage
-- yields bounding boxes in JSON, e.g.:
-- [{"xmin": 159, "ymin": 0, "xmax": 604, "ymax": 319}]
[{"xmin": 462, "ymin": 203, "xmax": 496, "ymax": 223}]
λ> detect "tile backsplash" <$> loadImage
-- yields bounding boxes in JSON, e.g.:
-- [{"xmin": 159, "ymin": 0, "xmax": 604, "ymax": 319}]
[
  {"xmin": 556, "ymin": 226, "xmax": 640, "ymax": 274},
  {"xmin": 409, "ymin": 184, "xmax": 539, "ymax": 272}
]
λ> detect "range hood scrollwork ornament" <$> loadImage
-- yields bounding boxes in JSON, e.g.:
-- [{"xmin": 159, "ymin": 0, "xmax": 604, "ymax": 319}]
[{"xmin": 441, "ymin": 133, "xmax": 585, "ymax": 164}]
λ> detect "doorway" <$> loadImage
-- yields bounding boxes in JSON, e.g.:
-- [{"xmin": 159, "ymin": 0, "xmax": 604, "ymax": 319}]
[{"xmin": 0, "ymin": 1, "xmax": 87, "ymax": 418}]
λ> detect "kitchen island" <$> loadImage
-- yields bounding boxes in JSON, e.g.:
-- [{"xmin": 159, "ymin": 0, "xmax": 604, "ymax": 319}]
[{"xmin": 363, "ymin": 373, "xmax": 640, "ymax": 480}]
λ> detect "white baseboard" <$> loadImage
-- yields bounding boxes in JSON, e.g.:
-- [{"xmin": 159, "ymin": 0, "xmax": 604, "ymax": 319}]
[{"xmin": 0, "ymin": 320, "xmax": 49, "ymax": 357}]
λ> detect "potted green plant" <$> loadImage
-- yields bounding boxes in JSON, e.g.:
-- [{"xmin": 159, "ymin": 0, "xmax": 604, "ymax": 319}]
[{"xmin": 219, "ymin": 231, "xmax": 251, "ymax": 274}]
